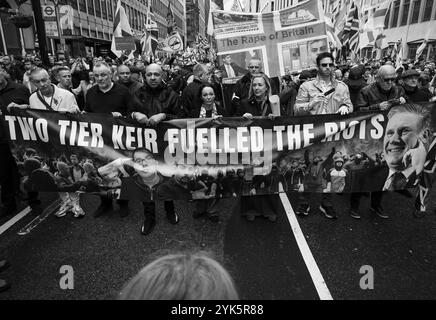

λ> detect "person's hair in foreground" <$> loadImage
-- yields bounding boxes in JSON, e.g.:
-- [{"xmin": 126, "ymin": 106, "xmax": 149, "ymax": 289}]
[{"xmin": 119, "ymin": 251, "xmax": 239, "ymax": 300}]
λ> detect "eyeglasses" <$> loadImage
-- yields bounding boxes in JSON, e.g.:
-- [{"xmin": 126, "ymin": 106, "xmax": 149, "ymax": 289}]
[
  {"xmin": 321, "ymin": 63, "xmax": 335, "ymax": 67},
  {"xmin": 382, "ymin": 77, "xmax": 396, "ymax": 82}
]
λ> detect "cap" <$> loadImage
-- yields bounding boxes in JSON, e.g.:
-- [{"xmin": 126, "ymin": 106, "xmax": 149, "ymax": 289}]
[{"xmin": 402, "ymin": 69, "xmax": 420, "ymax": 79}]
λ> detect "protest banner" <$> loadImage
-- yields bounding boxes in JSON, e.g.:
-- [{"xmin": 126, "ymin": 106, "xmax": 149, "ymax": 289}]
[
  {"xmin": 2, "ymin": 102, "xmax": 435, "ymax": 208},
  {"xmin": 212, "ymin": 0, "xmax": 328, "ymax": 82}
]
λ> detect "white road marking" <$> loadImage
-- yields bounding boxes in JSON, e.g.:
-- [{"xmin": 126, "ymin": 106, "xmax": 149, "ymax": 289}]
[
  {"xmin": 279, "ymin": 185, "xmax": 333, "ymax": 300},
  {"xmin": 17, "ymin": 199, "xmax": 62, "ymax": 236},
  {"xmin": 0, "ymin": 206, "xmax": 31, "ymax": 236}
]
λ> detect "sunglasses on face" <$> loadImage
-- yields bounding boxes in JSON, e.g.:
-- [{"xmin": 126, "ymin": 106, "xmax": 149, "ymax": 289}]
[
  {"xmin": 321, "ymin": 63, "xmax": 334, "ymax": 67},
  {"xmin": 382, "ymin": 77, "xmax": 396, "ymax": 82}
]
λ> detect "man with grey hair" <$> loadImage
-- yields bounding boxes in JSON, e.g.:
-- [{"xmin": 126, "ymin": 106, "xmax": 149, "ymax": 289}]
[
  {"xmin": 351, "ymin": 65, "xmax": 408, "ymax": 219},
  {"xmin": 28, "ymin": 68, "xmax": 79, "ymax": 113},
  {"xmin": 181, "ymin": 63, "xmax": 210, "ymax": 118},
  {"xmin": 84, "ymin": 61, "xmax": 130, "ymax": 116},
  {"xmin": 85, "ymin": 61, "xmax": 131, "ymax": 217}
]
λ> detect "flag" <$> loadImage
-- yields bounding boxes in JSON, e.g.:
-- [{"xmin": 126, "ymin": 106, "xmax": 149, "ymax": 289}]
[
  {"xmin": 231, "ymin": 0, "xmax": 243, "ymax": 11},
  {"xmin": 325, "ymin": 13, "xmax": 342, "ymax": 49},
  {"xmin": 166, "ymin": 1, "xmax": 177, "ymax": 35},
  {"xmin": 373, "ymin": 0, "xmax": 393, "ymax": 30},
  {"xmin": 145, "ymin": 5, "xmax": 159, "ymax": 55},
  {"xmin": 159, "ymin": 32, "xmax": 184, "ymax": 53},
  {"xmin": 415, "ymin": 40, "xmax": 428, "ymax": 62},
  {"xmin": 395, "ymin": 39, "xmax": 403, "ymax": 68},
  {"xmin": 111, "ymin": 0, "xmax": 135, "ymax": 58}
]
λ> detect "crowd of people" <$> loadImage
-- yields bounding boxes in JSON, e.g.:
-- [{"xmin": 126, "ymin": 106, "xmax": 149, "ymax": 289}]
[{"xmin": 1, "ymin": 49, "xmax": 436, "ymax": 292}]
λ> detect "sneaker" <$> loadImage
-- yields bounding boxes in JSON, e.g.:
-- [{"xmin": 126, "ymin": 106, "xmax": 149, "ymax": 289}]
[
  {"xmin": 73, "ymin": 206, "xmax": 86, "ymax": 218},
  {"xmin": 267, "ymin": 214, "xmax": 277, "ymax": 222},
  {"xmin": 296, "ymin": 204, "xmax": 310, "ymax": 216},
  {"xmin": 93, "ymin": 203, "xmax": 112, "ymax": 218},
  {"xmin": 0, "ymin": 279, "xmax": 10, "ymax": 293},
  {"xmin": 370, "ymin": 206, "xmax": 389, "ymax": 219},
  {"xmin": 319, "ymin": 205, "xmax": 337, "ymax": 219},
  {"xmin": 166, "ymin": 210, "xmax": 179, "ymax": 224},
  {"xmin": 350, "ymin": 209, "xmax": 361, "ymax": 219},
  {"xmin": 55, "ymin": 202, "xmax": 73, "ymax": 218},
  {"xmin": 245, "ymin": 214, "xmax": 256, "ymax": 221},
  {"xmin": 141, "ymin": 217, "xmax": 156, "ymax": 236},
  {"xmin": 0, "ymin": 260, "xmax": 10, "ymax": 273}
]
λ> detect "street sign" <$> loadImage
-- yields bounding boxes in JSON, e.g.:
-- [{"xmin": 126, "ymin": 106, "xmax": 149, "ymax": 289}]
[
  {"xmin": 168, "ymin": 34, "xmax": 182, "ymax": 51},
  {"xmin": 114, "ymin": 37, "xmax": 135, "ymax": 50},
  {"xmin": 45, "ymin": 21, "xmax": 59, "ymax": 37},
  {"xmin": 42, "ymin": 5, "xmax": 56, "ymax": 20}
]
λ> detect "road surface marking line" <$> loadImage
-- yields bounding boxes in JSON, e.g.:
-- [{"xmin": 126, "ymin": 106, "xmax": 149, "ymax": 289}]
[
  {"xmin": 279, "ymin": 187, "xmax": 333, "ymax": 300},
  {"xmin": 0, "ymin": 206, "xmax": 31, "ymax": 236}
]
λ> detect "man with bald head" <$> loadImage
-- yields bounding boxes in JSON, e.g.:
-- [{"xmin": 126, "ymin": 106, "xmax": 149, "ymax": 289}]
[
  {"xmin": 181, "ymin": 63, "xmax": 210, "ymax": 118},
  {"xmin": 128, "ymin": 63, "xmax": 182, "ymax": 228},
  {"xmin": 356, "ymin": 64, "xmax": 406, "ymax": 112},
  {"xmin": 350, "ymin": 64, "xmax": 407, "ymax": 220},
  {"xmin": 116, "ymin": 64, "xmax": 143, "ymax": 96},
  {"xmin": 84, "ymin": 61, "xmax": 130, "ymax": 116}
]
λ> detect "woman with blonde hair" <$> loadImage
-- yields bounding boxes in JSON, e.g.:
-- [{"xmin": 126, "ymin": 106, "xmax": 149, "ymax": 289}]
[
  {"xmin": 235, "ymin": 73, "xmax": 280, "ymax": 222},
  {"xmin": 119, "ymin": 252, "xmax": 239, "ymax": 300}
]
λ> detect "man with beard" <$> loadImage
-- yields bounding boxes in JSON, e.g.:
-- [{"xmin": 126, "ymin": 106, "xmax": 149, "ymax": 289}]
[
  {"xmin": 116, "ymin": 65, "xmax": 143, "ymax": 96},
  {"xmin": 119, "ymin": 148, "xmax": 174, "ymax": 236}
]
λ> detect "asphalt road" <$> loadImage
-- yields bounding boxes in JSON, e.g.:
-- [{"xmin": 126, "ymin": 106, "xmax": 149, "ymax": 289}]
[{"xmin": 1, "ymin": 187, "xmax": 436, "ymax": 300}]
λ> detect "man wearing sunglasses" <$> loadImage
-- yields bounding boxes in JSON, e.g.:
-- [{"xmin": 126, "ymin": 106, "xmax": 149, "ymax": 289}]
[
  {"xmin": 352, "ymin": 64, "xmax": 406, "ymax": 220},
  {"xmin": 294, "ymin": 52, "xmax": 352, "ymax": 219},
  {"xmin": 356, "ymin": 64, "xmax": 406, "ymax": 112},
  {"xmin": 295, "ymin": 52, "xmax": 353, "ymax": 116}
]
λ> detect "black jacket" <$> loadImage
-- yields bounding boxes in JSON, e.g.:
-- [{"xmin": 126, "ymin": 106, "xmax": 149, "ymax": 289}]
[
  {"xmin": 129, "ymin": 82, "xmax": 183, "ymax": 119},
  {"xmin": 356, "ymin": 82, "xmax": 405, "ymax": 111},
  {"xmin": 402, "ymin": 85, "xmax": 433, "ymax": 103},
  {"xmin": 181, "ymin": 78, "xmax": 204, "ymax": 118},
  {"xmin": 236, "ymin": 96, "xmax": 273, "ymax": 117}
]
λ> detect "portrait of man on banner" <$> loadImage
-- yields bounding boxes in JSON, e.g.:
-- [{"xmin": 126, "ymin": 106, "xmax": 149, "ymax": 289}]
[{"xmin": 218, "ymin": 49, "xmax": 264, "ymax": 83}]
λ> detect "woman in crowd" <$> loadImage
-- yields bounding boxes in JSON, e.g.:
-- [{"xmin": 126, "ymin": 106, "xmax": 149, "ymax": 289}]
[{"xmin": 235, "ymin": 73, "xmax": 280, "ymax": 222}]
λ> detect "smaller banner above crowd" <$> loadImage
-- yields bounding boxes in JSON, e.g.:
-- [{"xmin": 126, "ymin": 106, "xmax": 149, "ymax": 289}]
[
  {"xmin": 211, "ymin": 0, "xmax": 328, "ymax": 82},
  {"xmin": 2, "ymin": 102, "xmax": 435, "ymax": 211}
]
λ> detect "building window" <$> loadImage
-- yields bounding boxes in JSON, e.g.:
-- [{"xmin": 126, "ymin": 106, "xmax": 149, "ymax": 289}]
[
  {"xmin": 87, "ymin": 0, "xmax": 94, "ymax": 14},
  {"xmin": 71, "ymin": 1, "xmax": 78, "ymax": 10},
  {"xmin": 391, "ymin": 0, "xmax": 400, "ymax": 27},
  {"xmin": 108, "ymin": 0, "xmax": 113, "ymax": 20},
  {"xmin": 91, "ymin": 30, "xmax": 97, "ymax": 38},
  {"xmin": 95, "ymin": 0, "xmax": 101, "ymax": 17},
  {"xmin": 411, "ymin": 0, "xmax": 421, "ymax": 23},
  {"xmin": 79, "ymin": 0, "xmax": 86, "ymax": 12},
  {"xmin": 422, "ymin": 0, "xmax": 433, "ymax": 21},
  {"xmin": 400, "ymin": 0, "xmax": 410, "ymax": 26},
  {"xmin": 102, "ymin": 0, "xmax": 107, "ymax": 20}
]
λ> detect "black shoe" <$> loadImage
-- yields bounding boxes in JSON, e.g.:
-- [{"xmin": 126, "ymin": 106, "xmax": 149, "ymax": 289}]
[
  {"xmin": 0, "ymin": 279, "xmax": 10, "ymax": 293},
  {"xmin": 208, "ymin": 215, "xmax": 220, "ymax": 223},
  {"xmin": 93, "ymin": 204, "xmax": 112, "ymax": 218},
  {"xmin": 370, "ymin": 206, "xmax": 389, "ymax": 219},
  {"xmin": 166, "ymin": 210, "xmax": 179, "ymax": 224},
  {"xmin": 296, "ymin": 204, "xmax": 310, "ymax": 216},
  {"xmin": 141, "ymin": 217, "xmax": 156, "ymax": 236},
  {"xmin": 193, "ymin": 211, "xmax": 206, "ymax": 219},
  {"xmin": 118, "ymin": 204, "xmax": 129, "ymax": 218},
  {"xmin": 350, "ymin": 209, "xmax": 361, "ymax": 219},
  {"xmin": 319, "ymin": 205, "xmax": 337, "ymax": 219},
  {"xmin": 0, "ymin": 260, "xmax": 10, "ymax": 273}
]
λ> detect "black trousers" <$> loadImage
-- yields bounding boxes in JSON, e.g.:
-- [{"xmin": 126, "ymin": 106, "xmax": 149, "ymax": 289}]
[
  {"xmin": 350, "ymin": 191, "xmax": 383, "ymax": 210},
  {"xmin": 0, "ymin": 143, "xmax": 18, "ymax": 207},
  {"xmin": 143, "ymin": 201, "xmax": 174, "ymax": 218}
]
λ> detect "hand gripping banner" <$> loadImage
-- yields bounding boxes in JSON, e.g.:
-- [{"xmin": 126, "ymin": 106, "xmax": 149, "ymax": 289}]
[{"xmin": 1, "ymin": 102, "xmax": 435, "ymax": 208}]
